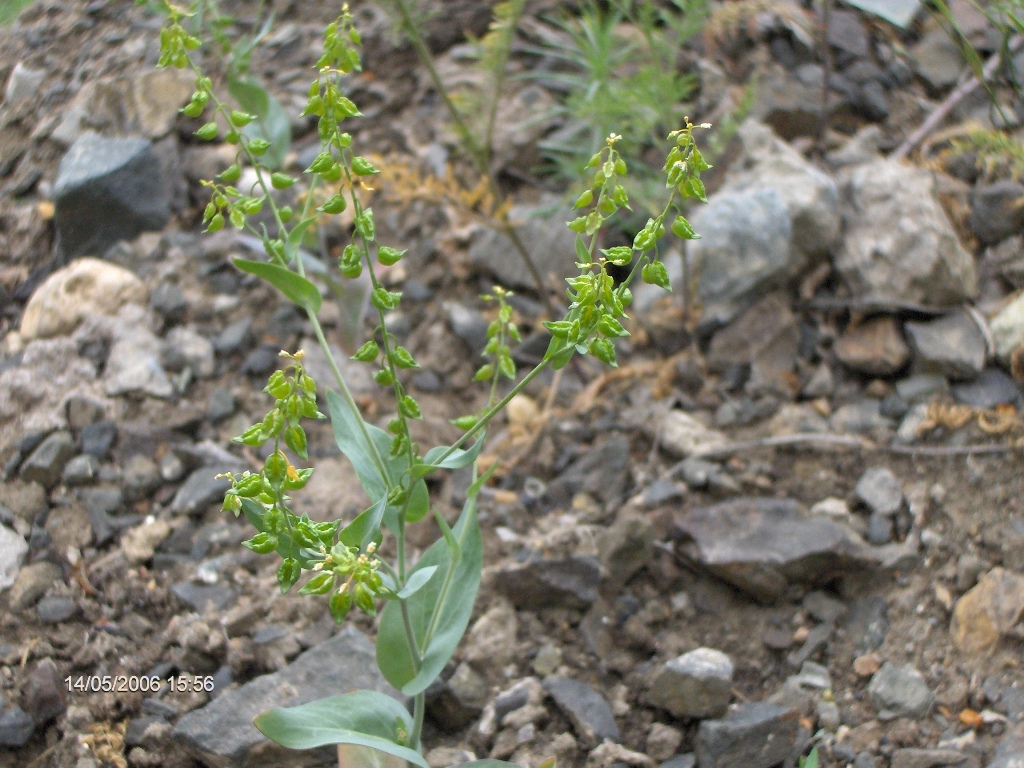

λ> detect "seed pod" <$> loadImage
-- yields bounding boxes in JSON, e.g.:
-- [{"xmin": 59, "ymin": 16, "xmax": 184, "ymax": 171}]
[
  {"xmin": 354, "ymin": 583, "xmax": 376, "ymax": 615},
  {"xmin": 377, "ymin": 246, "xmax": 406, "ymax": 266},
  {"xmin": 299, "ymin": 571, "xmax": 335, "ymax": 595},
  {"xmin": 271, "ymin": 172, "xmax": 296, "ymax": 190},
  {"xmin": 329, "ymin": 589, "xmax": 352, "ymax": 623},
  {"xmin": 244, "ymin": 531, "xmax": 279, "ymax": 554},
  {"xmin": 319, "ymin": 194, "xmax": 347, "ymax": 214},
  {"xmin": 277, "ymin": 558, "xmax": 301, "ymax": 593},
  {"xmin": 264, "ymin": 451, "xmax": 288, "ymax": 485}
]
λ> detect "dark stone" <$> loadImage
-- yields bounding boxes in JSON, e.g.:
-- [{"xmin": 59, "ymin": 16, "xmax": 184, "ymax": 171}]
[
  {"xmin": 866, "ymin": 513, "xmax": 894, "ymax": 546},
  {"xmin": 845, "ymin": 597, "xmax": 889, "ymax": 651},
  {"xmin": 19, "ymin": 431, "xmax": 75, "ymax": 489},
  {"xmin": 170, "ymin": 582, "xmax": 237, "ymax": 612},
  {"xmin": 171, "ymin": 627, "xmax": 399, "ymax": 766},
  {"xmin": 241, "ymin": 344, "xmax": 280, "ymax": 377},
  {"xmin": 695, "ymin": 702, "xmax": 799, "ymax": 768},
  {"xmin": 952, "ymin": 368, "xmax": 1023, "ymax": 409},
  {"xmin": 426, "ymin": 662, "xmax": 488, "ymax": 732},
  {"xmin": 81, "ymin": 486, "xmax": 124, "ymax": 517},
  {"xmin": 545, "ymin": 435, "xmax": 630, "ymax": 507},
  {"xmin": 80, "ymin": 421, "xmax": 117, "ymax": 460},
  {"xmin": 0, "ymin": 704, "xmax": 34, "ymax": 747},
  {"xmin": 150, "ymin": 281, "xmax": 188, "ymax": 323},
  {"xmin": 970, "ymin": 180, "xmax": 1024, "ymax": 245},
  {"xmin": 125, "ymin": 716, "xmax": 165, "ymax": 747},
  {"xmin": 62, "ymin": 454, "xmax": 100, "ymax": 486},
  {"xmin": 213, "ymin": 318, "xmax": 254, "ymax": 356},
  {"xmin": 855, "ymin": 467, "xmax": 904, "ymax": 517},
  {"xmin": 53, "ymin": 133, "xmax": 171, "ymax": 259},
  {"xmin": 23, "ymin": 658, "xmax": 66, "ymax": 725},
  {"xmin": 171, "ymin": 469, "xmax": 232, "ymax": 517},
  {"xmin": 36, "ymin": 595, "xmax": 78, "ymax": 623},
  {"xmin": 206, "ymin": 389, "xmax": 235, "ymax": 423},
  {"xmin": 543, "ymin": 677, "xmax": 620, "ymax": 745},
  {"xmin": 494, "ymin": 555, "xmax": 600, "ymax": 609},
  {"xmin": 672, "ymin": 498, "xmax": 880, "ymax": 603},
  {"xmin": 412, "ymin": 369, "xmax": 443, "ymax": 393}
]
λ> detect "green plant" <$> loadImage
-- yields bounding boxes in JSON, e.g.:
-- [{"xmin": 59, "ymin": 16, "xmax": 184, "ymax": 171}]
[
  {"xmin": 381, "ymin": 0, "xmax": 553, "ymax": 308},
  {"xmin": 527, "ymin": 0, "xmax": 706, "ymax": 208},
  {"xmin": 799, "ymin": 747, "xmax": 820, "ymax": 768},
  {"xmin": 0, "ymin": 0, "xmax": 34, "ymax": 27},
  {"xmin": 151, "ymin": 0, "xmax": 292, "ymax": 167},
  {"xmin": 157, "ymin": 2, "xmax": 711, "ymax": 764}
]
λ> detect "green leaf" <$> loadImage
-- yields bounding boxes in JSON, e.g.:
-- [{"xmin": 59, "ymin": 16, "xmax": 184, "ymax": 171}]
[
  {"xmin": 397, "ymin": 565, "xmax": 439, "ymax": 599},
  {"xmin": 254, "ymin": 691, "xmax": 425, "ymax": 768},
  {"xmin": 376, "ymin": 471, "xmax": 488, "ymax": 696},
  {"xmin": 415, "ymin": 434, "xmax": 486, "ymax": 479},
  {"xmin": 327, "ymin": 390, "xmax": 392, "ymax": 506},
  {"xmin": 338, "ymin": 496, "xmax": 386, "ymax": 550},
  {"xmin": 233, "ymin": 259, "xmax": 322, "ymax": 313},
  {"xmin": 228, "ymin": 76, "xmax": 292, "ymax": 170},
  {"xmin": 574, "ymin": 234, "xmax": 591, "ymax": 265}
]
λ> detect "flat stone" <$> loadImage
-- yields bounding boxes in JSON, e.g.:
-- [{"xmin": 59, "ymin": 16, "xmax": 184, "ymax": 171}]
[
  {"xmin": 546, "ymin": 435, "xmax": 631, "ymax": 507},
  {"xmin": 912, "ymin": 27, "xmax": 966, "ymax": 92},
  {"xmin": 834, "ymin": 317, "xmax": 910, "ymax": 377},
  {"xmin": 53, "ymin": 133, "xmax": 170, "ymax": 259},
  {"xmin": 207, "ymin": 389, "xmax": 235, "ymax": 423},
  {"xmin": 171, "ymin": 468, "xmax": 234, "ymax": 517},
  {"xmin": 468, "ymin": 196, "xmax": 578, "ymax": 290},
  {"xmin": 950, "ymin": 567, "xmax": 1024, "ymax": 654},
  {"xmin": 868, "ymin": 662, "xmax": 934, "ymax": 719},
  {"xmin": 19, "ymin": 430, "xmax": 75, "ymax": 489},
  {"xmin": 4, "ymin": 61, "xmax": 46, "ymax": 106},
  {"xmin": 8, "ymin": 560, "xmax": 62, "ymax": 610},
  {"xmin": 837, "ymin": 159, "xmax": 976, "ymax": 306},
  {"xmin": 890, "ymin": 748, "xmax": 979, "ymax": 768},
  {"xmin": 81, "ymin": 486, "xmax": 124, "ymax": 518},
  {"xmin": 598, "ymin": 512, "xmax": 654, "ymax": 587},
  {"xmin": 161, "ymin": 327, "xmax": 215, "ymax": 378},
  {"xmin": 123, "ymin": 454, "xmax": 162, "ymax": 502},
  {"xmin": 695, "ymin": 702, "xmax": 799, "ymax": 768},
  {"xmin": 646, "ymin": 648, "xmax": 734, "ymax": 719},
  {"xmin": 690, "ymin": 188, "xmax": 795, "ymax": 330},
  {"xmin": 970, "ymin": 181, "xmax": 1024, "ymax": 245},
  {"xmin": 0, "ymin": 524, "xmax": 29, "ymax": 591},
  {"xmin": 212, "ymin": 318, "xmax": 253, "ymax": 356},
  {"xmin": 803, "ymin": 592, "xmax": 848, "ymax": 624},
  {"xmin": 494, "ymin": 555, "xmax": 600, "ymax": 610},
  {"xmin": 0, "ymin": 704, "xmax": 34, "ymax": 747},
  {"xmin": 172, "ymin": 626, "xmax": 400, "ymax": 766},
  {"xmin": 952, "ymin": 369, "xmax": 1022, "ymax": 409},
  {"xmin": 150, "ymin": 281, "xmax": 188, "ymax": 323},
  {"xmin": 855, "ymin": 467, "xmax": 905, "ymax": 517},
  {"xmin": 543, "ymin": 677, "xmax": 620, "ymax": 746},
  {"xmin": 672, "ymin": 498, "xmax": 878, "ymax": 603},
  {"xmin": 426, "ymin": 661, "xmax": 489, "ymax": 732},
  {"xmin": 62, "ymin": 454, "xmax": 99, "ymax": 486},
  {"xmin": 905, "ymin": 310, "xmax": 987, "ymax": 380},
  {"xmin": 104, "ymin": 324, "xmax": 174, "ymax": 399},
  {"xmin": 20, "ymin": 258, "xmax": 147, "ymax": 341},
  {"xmin": 36, "ymin": 595, "xmax": 79, "ymax": 623},
  {"xmin": 645, "ymin": 410, "xmax": 729, "ymax": 460},
  {"xmin": 706, "ymin": 292, "xmax": 800, "ymax": 393},
  {"xmin": 80, "ymin": 421, "xmax": 117, "ymax": 460},
  {"xmin": 171, "ymin": 582, "xmax": 237, "ymax": 613}
]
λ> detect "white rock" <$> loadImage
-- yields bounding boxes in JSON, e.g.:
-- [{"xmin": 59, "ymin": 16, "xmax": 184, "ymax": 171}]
[
  {"xmin": 0, "ymin": 524, "xmax": 29, "ymax": 591},
  {"xmin": 20, "ymin": 258, "xmax": 147, "ymax": 340},
  {"xmin": 989, "ymin": 291, "xmax": 1024, "ymax": 363},
  {"xmin": 4, "ymin": 62, "xmax": 46, "ymax": 106},
  {"xmin": 646, "ymin": 647, "xmax": 734, "ymax": 719},
  {"xmin": 837, "ymin": 159, "xmax": 976, "ymax": 306},
  {"xmin": 650, "ymin": 410, "xmax": 729, "ymax": 459}
]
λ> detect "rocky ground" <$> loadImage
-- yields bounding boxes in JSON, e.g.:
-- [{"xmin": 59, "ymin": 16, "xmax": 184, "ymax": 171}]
[{"xmin": 1, "ymin": 1, "xmax": 1024, "ymax": 768}]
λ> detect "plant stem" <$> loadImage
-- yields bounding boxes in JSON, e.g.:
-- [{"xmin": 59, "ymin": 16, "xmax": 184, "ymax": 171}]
[
  {"xmin": 438, "ymin": 356, "xmax": 551, "ymax": 464},
  {"xmin": 389, "ymin": 0, "xmax": 558, "ymax": 314},
  {"xmin": 410, "ymin": 692, "xmax": 425, "ymax": 752}
]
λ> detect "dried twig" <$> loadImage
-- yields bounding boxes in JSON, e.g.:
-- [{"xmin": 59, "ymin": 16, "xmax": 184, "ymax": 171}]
[{"xmin": 893, "ymin": 36, "xmax": 1024, "ymax": 161}]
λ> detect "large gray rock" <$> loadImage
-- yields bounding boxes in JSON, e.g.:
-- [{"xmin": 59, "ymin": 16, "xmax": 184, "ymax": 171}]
[
  {"xmin": 172, "ymin": 626, "xmax": 400, "ymax": 767},
  {"xmin": 696, "ymin": 702, "xmax": 799, "ymax": 768},
  {"xmin": 905, "ymin": 309, "xmax": 988, "ymax": 380},
  {"xmin": 468, "ymin": 196, "xmax": 577, "ymax": 290},
  {"xmin": 836, "ymin": 159, "xmax": 976, "ymax": 306},
  {"xmin": 868, "ymin": 662, "xmax": 934, "ymax": 719},
  {"xmin": 103, "ymin": 323, "xmax": 174, "ymax": 399},
  {"xmin": 672, "ymin": 498, "xmax": 881, "ymax": 603},
  {"xmin": 646, "ymin": 648, "xmax": 734, "ymax": 719},
  {"xmin": 719, "ymin": 120, "xmax": 841, "ymax": 267},
  {"xmin": 494, "ymin": 555, "xmax": 600, "ymax": 610},
  {"xmin": 54, "ymin": 133, "xmax": 171, "ymax": 259},
  {"xmin": 689, "ymin": 188, "xmax": 794, "ymax": 330}
]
